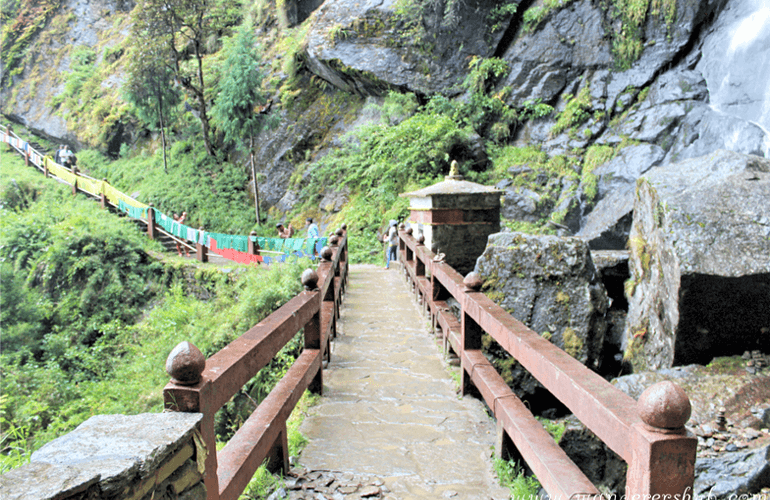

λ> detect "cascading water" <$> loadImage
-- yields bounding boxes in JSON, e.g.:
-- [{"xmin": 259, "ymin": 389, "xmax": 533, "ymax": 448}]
[{"xmin": 696, "ymin": 0, "xmax": 770, "ymax": 157}]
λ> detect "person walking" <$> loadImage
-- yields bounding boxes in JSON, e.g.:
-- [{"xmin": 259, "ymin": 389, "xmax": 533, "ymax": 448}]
[{"xmin": 384, "ymin": 220, "xmax": 398, "ymax": 269}]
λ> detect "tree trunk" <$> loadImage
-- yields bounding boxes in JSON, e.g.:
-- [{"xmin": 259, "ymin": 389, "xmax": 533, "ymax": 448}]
[
  {"xmin": 158, "ymin": 95, "xmax": 168, "ymax": 173},
  {"xmin": 250, "ymin": 135, "xmax": 260, "ymax": 222},
  {"xmin": 195, "ymin": 48, "xmax": 214, "ymax": 156}
]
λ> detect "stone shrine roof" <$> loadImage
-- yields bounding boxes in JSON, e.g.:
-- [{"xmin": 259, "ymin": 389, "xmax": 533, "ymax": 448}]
[{"xmin": 400, "ymin": 178, "xmax": 500, "ymax": 198}]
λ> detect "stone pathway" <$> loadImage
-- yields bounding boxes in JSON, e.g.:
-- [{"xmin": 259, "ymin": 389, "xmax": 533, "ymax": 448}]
[{"xmin": 292, "ymin": 265, "xmax": 510, "ymax": 500}]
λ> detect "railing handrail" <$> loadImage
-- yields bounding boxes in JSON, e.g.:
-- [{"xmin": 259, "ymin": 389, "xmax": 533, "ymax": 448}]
[
  {"xmin": 397, "ymin": 228, "xmax": 696, "ymax": 498},
  {"xmin": 163, "ymin": 230, "xmax": 348, "ymax": 500}
]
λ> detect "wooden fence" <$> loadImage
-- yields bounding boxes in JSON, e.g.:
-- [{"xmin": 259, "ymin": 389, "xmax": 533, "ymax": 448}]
[
  {"xmin": 163, "ymin": 229, "xmax": 348, "ymax": 500},
  {"xmin": 398, "ymin": 227, "xmax": 697, "ymax": 499}
]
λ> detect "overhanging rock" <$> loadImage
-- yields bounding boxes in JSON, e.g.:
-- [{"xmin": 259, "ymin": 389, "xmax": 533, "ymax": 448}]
[{"xmin": 624, "ymin": 150, "xmax": 770, "ymax": 370}]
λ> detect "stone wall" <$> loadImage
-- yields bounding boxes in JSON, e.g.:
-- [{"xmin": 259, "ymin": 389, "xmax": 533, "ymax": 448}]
[{"xmin": 0, "ymin": 412, "xmax": 205, "ymax": 500}]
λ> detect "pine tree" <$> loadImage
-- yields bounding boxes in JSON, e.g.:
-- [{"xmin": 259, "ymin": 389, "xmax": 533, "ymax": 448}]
[{"xmin": 211, "ymin": 18, "xmax": 276, "ymax": 222}]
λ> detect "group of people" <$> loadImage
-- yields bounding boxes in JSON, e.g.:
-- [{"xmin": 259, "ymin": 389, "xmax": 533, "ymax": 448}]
[
  {"xmin": 54, "ymin": 144, "xmax": 76, "ymax": 167},
  {"xmin": 276, "ymin": 218, "xmax": 318, "ymax": 239}
]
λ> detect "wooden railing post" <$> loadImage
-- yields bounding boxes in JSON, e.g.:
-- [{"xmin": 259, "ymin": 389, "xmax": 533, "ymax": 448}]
[
  {"xmin": 164, "ymin": 341, "xmax": 220, "ymax": 500},
  {"xmin": 197, "ymin": 226, "xmax": 208, "ymax": 263},
  {"xmin": 248, "ymin": 231, "xmax": 260, "ymax": 259},
  {"xmin": 100, "ymin": 178, "xmax": 108, "ymax": 209},
  {"xmin": 460, "ymin": 272, "xmax": 484, "ymax": 396},
  {"xmin": 301, "ymin": 269, "xmax": 323, "ymax": 395},
  {"xmin": 626, "ymin": 381, "xmax": 697, "ymax": 499},
  {"xmin": 147, "ymin": 204, "xmax": 157, "ymax": 240},
  {"xmin": 71, "ymin": 166, "xmax": 78, "ymax": 196}
]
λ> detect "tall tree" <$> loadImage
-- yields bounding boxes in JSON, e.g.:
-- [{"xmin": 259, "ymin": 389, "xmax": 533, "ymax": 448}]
[
  {"xmin": 210, "ymin": 19, "xmax": 276, "ymax": 222},
  {"xmin": 131, "ymin": 0, "xmax": 227, "ymax": 156},
  {"xmin": 123, "ymin": 40, "xmax": 181, "ymax": 171}
]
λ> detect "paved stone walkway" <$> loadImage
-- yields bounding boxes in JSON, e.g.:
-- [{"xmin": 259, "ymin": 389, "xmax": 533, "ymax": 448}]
[{"xmin": 294, "ymin": 265, "xmax": 509, "ymax": 500}]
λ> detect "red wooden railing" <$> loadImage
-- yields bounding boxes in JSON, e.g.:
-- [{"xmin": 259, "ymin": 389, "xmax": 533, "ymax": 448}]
[
  {"xmin": 398, "ymin": 227, "xmax": 697, "ymax": 499},
  {"xmin": 163, "ymin": 229, "xmax": 348, "ymax": 500}
]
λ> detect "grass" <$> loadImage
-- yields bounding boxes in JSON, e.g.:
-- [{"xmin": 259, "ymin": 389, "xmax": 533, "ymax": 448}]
[{"xmin": 493, "ymin": 457, "xmax": 541, "ymax": 498}]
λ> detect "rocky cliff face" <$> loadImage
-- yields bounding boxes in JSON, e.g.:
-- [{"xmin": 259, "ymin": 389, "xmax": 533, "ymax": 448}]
[{"xmin": 3, "ymin": 0, "xmax": 770, "ymax": 372}]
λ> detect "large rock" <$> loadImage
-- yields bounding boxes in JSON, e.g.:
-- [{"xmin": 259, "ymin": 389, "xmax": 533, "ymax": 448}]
[
  {"xmin": 498, "ymin": 0, "xmax": 725, "ymax": 114},
  {"xmin": 474, "ymin": 232, "xmax": 608, "ymax": 402},
  {"xmin": 0, "ymin": 412, "xmax": 203, "ymax": 500},
  {"xmin": 624, "ymin": 150, "xmax": 770, "ymax": 370},
  {"xmin": 0, "ymin": 0, "xmax": 134, "ymax": 150},
  {"xmin": 577, "ymin": 144, "xmax": 666, "ymax": 249},
  {"xmin": 303, "ymin": 0, "xmax": 513, "ymax": 96}
]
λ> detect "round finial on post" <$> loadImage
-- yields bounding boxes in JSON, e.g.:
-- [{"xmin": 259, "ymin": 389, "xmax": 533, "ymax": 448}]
[
  {"xmin": 399, "ymin": 223, "xmax": 405, "ymax": 230},
  {"xmin": 166, "ymin": 341, "xmax": 205, "ymax": 386},
  {"xmin": 637, "ymin": 381, "xmax": 692, "ymax": 432},
  {"xmin": 405, "ymin": 227, "xmax": 413, "ymax": 235},
  {"xmin": 250, "ymin": 231, "xmax": 257, "ymax": 237},
  {"xmin": 341, "ymin": 223, "xmax": 347, "ymax": 230},
  {"xmin": 320, "ymin": 246, "xmax": 333, "ymax": 261},
  {"xmin": 336, "ymin": 228, "xmax": 344, "ymax": 237},
  {"xmin": 464, "ymin": 271, "xmax": 483, "ymax": 291},
  {"xmin": 329, "ymin": 235, "xmax": 340, "ymax": 246},
  {"xmin": 301, "ymin": 269, "xmax": 319, "ymax": 290},
  {"xmin": 416, "ymin": 232, "xmax": 425, "ymax": 245}
]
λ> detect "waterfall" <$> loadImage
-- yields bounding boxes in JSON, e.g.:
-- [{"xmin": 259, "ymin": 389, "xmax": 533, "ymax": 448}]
[{"xmin": 697, "ymin": 0, "xmax": 770, "ymax": 156}]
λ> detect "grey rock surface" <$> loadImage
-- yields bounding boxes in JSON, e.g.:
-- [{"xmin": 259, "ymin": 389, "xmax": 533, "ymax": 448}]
[
  {"xmin": 304, "ymin": 0, "xmax": 511, "ymax": 96},
  {"xmin": 624, "ymin": 150, "xmax": 770, "ymax": 370},
  {"xmin": 474, "ymin": 232, "xmax": 608, "ymax": 372},
  {"xmin": 578, "ymin": 144, "xmax": 666, "ymax": 248},
  {"xmin": 19, "ymin": 412, "xmax": 203, "ymax": 499}
]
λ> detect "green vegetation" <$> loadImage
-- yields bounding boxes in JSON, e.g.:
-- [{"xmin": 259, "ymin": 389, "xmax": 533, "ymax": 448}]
[
  {"xmin": 493, "ymin": 457, "xmax": 541, "ymax": 498},
  {"xmin": 0, "ymin": 153, "xmax": 311, "ymax": 472},
  {"xmin": 0, "ymin": 0, "xmax": 61, "ymax": 83},
  {"xmin": 536, "ymin": 416, "xmax": 566, "ymax": 443},
  {"xmin": 551, "ymin": 87, "xmax": 592, "ymax": 137},
  {"xmin": 607, "ymin": 0, "xmax": 678, "ymax": 70}
]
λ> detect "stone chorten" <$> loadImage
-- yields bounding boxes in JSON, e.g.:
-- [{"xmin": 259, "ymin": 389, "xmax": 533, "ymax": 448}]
[{"xmin": 400, "ymin": 161, "xmax": 501, "ymax": 275}]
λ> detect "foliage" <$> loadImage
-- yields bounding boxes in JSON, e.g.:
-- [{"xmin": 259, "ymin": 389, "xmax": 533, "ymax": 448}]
[
  {"xmin": 581, "ymin": 144, "xmax": 615, "ymax": 201},
  {"xmin": 488, "ymin": 2, "xmax": 517, "ymax": 32},
  {"xmin": 123, "ymin": 41, "xmax": 182, "ymax": 133},
  {"xmin": 76, "ymin": 140, "xmax": 256, "ymax": 234},
  {"xmin": 551, "ymin": 86, "xmax": 592, "ymax": 136},
  {"xmin": 130, "ymin": 0, "xmax": 238, "ymax": 155},
  {"xmin": 0, "ymin": 152, "xmax": 311, "ymax": 464},
  {"xmin": 0, "ymin": 0, "xmax": 61, "ymax": 84},
  {"xmin": 210, "ymin": 18, "xmax": 276, "ymax": 148},
  {"xmin": 241, "ymin": 463, "xmax": 284, "ymax": 499},
  {"xmin": 296, "ymin": 92, "xmax": 474, "ymax": 262},
  {"xmin": 607, "ymin": 0, "xmax": 677, "ymax": 70},
  {"xmin": 493, "ymin": 457, "xmax": 541, "ymax": 498},
  {"xmin": 521, "ymin": 0, "xmax": 574, "ymax": 33}
]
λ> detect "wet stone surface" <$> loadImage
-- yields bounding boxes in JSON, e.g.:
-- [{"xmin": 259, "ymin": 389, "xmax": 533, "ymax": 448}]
[{"xmin": 297, "ymin": 265, "xmax": 509, "ymax": 500}]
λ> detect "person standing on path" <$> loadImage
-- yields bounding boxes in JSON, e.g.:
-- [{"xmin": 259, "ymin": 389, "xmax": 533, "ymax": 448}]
[
  {"xmin": 306, "ymin": 218, "xmax": 319, "ymax": 238},
  {"xmin": 384, "ymin": 220, "xmax": 398, "ymax": 269}
]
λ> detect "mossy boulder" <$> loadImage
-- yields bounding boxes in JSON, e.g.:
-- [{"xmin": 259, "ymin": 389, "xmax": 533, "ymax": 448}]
[
  {"xmin": 624, "ymin": 150, "xmax": 770, "ymax": 371},
  {"xmin": 474, "ymin": 232, "xmax": 608, "ymax": 402}
]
